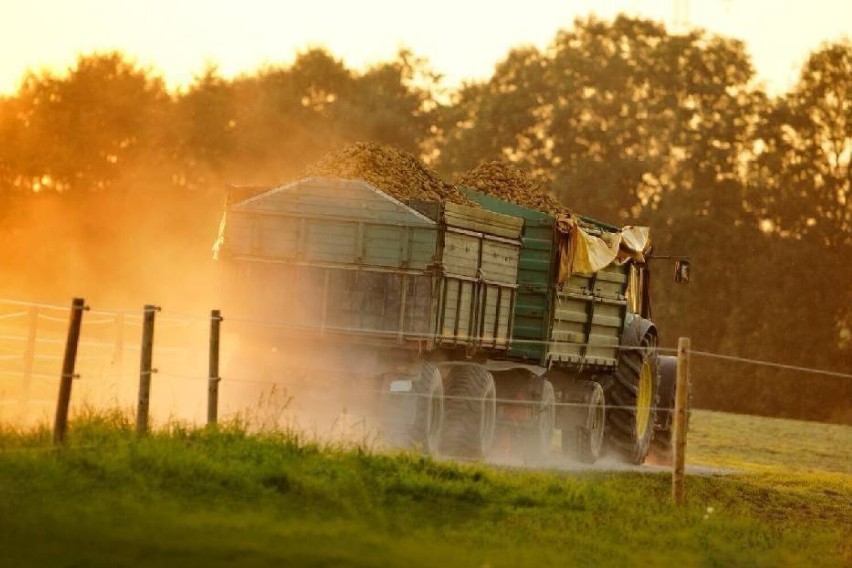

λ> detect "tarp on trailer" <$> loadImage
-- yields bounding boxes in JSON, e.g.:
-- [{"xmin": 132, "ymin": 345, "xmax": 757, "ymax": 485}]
[{"xmin": 556, "ymin": 216, "xmax": 651, "ymax": 283}]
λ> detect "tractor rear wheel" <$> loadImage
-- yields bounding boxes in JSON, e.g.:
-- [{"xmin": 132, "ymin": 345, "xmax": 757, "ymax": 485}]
[
  {"xmin": 604, "ymin": 325, "xmax": 660, "ymax": 464},
  {"xmin": 439, "ymin": 363, "xmax": 496, "ymax": 459},
  {"xmin": 649, "ymin": 355, "xmax": 678, "ymax": 463}
]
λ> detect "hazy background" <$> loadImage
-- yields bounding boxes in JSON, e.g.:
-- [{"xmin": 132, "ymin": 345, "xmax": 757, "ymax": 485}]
[
  {"xmin": 2, "ymin": 0, "xmax": 850, "ymax": 95},
  {"xmin": 0, "ymin": 6, "xmax": 849, "ymax": 423}
]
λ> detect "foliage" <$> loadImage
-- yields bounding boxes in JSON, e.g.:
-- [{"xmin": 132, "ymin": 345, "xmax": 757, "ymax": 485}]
[
  {"xmin": 0, "ymin": 52, "xmax": 172, "ymax": 194},
  {"xmin": 750, "ymin": 41, "xmax": 851, "ymax": 248},
  {"xmin": 434, "ymin": 18, "xmax": 849, "ymax": 421},
  {"xmin": 169, "ymin": 47, "xmax": 439, "ymax": 187}
]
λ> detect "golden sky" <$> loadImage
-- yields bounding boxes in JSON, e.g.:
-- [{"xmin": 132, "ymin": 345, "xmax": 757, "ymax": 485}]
[{"xmin": 1, "ymin": 0, "xmax": 850, "ymax": 96}]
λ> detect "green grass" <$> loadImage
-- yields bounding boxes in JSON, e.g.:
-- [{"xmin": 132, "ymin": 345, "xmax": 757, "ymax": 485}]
[
  {"xmin": 0, "ymin": 409, "xmax": 849, "ymax": 567},
  {"xmin": 689, "ymin": 409, "xmax": 852, "ymax": 474}
]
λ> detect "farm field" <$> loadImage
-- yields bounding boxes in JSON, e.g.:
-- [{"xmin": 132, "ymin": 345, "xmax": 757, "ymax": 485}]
[
  {"xmin": 0, "ymin": 409, "xmax": 849, "ymax": 567},
  {"xmin": 688, "ymin": 410, "xmax": 851, "ymax": 474}
]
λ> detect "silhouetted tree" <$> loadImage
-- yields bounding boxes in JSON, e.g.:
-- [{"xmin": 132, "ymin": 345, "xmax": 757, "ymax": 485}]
[
  {"xmin": 435, "ymin": 46, "xmax": 550, "ymax": 177},
  {"xmin": 0, "ymin": 29, "xmax": 848, "ymax": 422},
  {"xmin": 750, "ymin": 40, "xmax": 850, "ymax": 248},
  {"xmin": 1, "ymin": 52, "xmax": 171, "ymax": 194},
  {"xmin": 743, "ymin": 40, "xmax": 851, "ymax": 368}
]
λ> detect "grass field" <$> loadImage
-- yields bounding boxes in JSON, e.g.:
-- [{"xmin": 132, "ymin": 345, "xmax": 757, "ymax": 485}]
[
  {"xmin": 0, "ymin": 409, "xmax": 849, "ymax": 567},
  {"xmin": 688, "ymin": 410, "xmax": 851, "ymax": 474}
]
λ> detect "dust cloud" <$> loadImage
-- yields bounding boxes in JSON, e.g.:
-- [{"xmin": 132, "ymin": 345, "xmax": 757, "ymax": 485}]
[
  {"xmin": 0, "ymin": 187, "xmax": 395, "ymax": 444},
  {"xmin": 0, "ymin": 184, "xmax": 657, "ymax": 472}
]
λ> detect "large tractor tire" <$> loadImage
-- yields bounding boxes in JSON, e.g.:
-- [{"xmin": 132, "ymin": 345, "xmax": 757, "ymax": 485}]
[
  {"xmin": 493, "ymin": 371, "xmax": 555, "ymax": 460},
  {"xmin": 384, "ymin": 362, "xmax": 444, "ymax": 455},
  {"xmin": 439, "ymin": 363, "xmax": 497, "ymax": 459},
  {"xmin": 649, "ymin": 355, "xmax": 678, "ymax": 463},
  {"xmin": 560, "ymin": 380, "xmax": 606, "ymax": 464},
  {"xmin": 604, "ymin": 319, "xmax": 660, "ymax": 465}
]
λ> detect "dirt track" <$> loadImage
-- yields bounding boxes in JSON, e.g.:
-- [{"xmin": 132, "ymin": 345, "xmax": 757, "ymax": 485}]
[{"xmin": 481, "ymin": 455, "xmax": 740, "ymax": 476}]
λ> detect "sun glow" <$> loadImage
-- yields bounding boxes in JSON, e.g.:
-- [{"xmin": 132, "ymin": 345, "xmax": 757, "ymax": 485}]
[{"xmin": 2, "ymin": 1, "xmax": 850, "ymax": 97}]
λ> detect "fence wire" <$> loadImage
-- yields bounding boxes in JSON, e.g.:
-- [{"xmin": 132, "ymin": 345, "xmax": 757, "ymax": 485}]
[
  {"xmin": 1, "ymin": 296, "xmax": 850, "ymax": 431},
  {"xmin": 2, "ymin": 297, "xmax": 850, "ymax": 375},
  {"xmin": 37, "ymin": 312, "xmax": 71, "ymax": 324},
  {"xmin": 0, "ymin": 311, "xmax": 28, "ymax": 320},
  {"xmin": 690, "ymin": 350, "xmax": 851, "ymax": 379}
]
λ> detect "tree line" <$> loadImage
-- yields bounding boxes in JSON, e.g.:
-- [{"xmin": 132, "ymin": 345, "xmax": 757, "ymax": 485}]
[{"xmin": 0, "ymin": 15, "xmax": 848, "ymax": 422}]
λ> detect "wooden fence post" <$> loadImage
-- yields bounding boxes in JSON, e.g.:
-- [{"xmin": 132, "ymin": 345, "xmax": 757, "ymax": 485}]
[
  {"xmin": 19, "ymin": 306, "xmax": 38, "ymax": 419},
  {"xmin": 53, "ymin": 298, "xmax": 85, "ymax": 444},
  {"xmin": 672, "ymin": 336, "xmax": 691, "ymax": 505},
  {"xmin": 207, "ymin": 310, "xmax": 222, "ymax": 426},
  {"xmin": 136, "ymin": 305, "xmax": 159, "ymax": 435}
]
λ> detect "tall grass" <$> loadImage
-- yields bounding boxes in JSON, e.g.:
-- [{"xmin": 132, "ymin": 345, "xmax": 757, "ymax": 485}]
[{"xmin": 0, "ymin": 408, "xmax": 849, "ymax": 567}]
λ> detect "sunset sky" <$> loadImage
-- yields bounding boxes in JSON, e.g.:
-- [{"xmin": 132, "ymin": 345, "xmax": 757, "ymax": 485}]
[{"xmin": 1, "ymin": 0, "xmax": 850, "ymax": 96}]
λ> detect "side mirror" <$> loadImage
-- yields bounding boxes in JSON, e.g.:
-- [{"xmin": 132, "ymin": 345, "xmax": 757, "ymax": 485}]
[{"xmin": 674, "ymin": 259, "xmax": 691, "ymax": 284}]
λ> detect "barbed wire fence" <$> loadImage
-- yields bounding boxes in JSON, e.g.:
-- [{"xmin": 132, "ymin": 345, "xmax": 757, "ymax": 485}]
[
  {"xmin": 1, "ymin": 295, "xmax": 849, "ymax": 448},
  {"xmin": 0, "ymin": 298, "xmax": 205, "ymax": 429}
]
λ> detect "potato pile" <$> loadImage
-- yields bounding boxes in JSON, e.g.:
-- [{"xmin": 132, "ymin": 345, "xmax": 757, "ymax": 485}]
[
  {"xmin": 306, "ymin": 142, "xmax": 474, "ymax": 206},
  {"xmin": 454, "ymin": 161, "xmax": 570, "ymax": 216}
]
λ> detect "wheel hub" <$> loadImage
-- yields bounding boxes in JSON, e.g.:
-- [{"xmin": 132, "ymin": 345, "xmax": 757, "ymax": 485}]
[{"xmin": 636, "ymin": 359, "xmax": 653, "ymax": 438}]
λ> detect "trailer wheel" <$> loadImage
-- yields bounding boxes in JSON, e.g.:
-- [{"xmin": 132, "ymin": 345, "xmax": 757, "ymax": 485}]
[
  {"xmin": 560, "ymin": 380, "xmax": 605, "ymax": 464},
  {"xmin": 493, "ymin": 371, "xmax": 555, "ymax": 460},
  {"xmin": 439, "ymin": 363, "xmax": 496, "ymax": 459},
  {"xmin": 532, "ymin": 380, "xmax": 556, "ymax": 459},
  {"xmin": 604, "ymin": 323, "xmax": 660, "ymax": 465},
  {"xmin": 649, "ymin": 356, "xmax": 686, "ymax": 464},
  {"xmin": 385, "ymin": 362, "xmax": 444, "ymax": 455}
]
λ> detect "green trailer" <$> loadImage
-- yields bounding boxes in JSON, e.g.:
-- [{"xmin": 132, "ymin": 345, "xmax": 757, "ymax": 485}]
[
  {"xmin": 216, "ymin": 176, "xmax": 683, "ymax": 464},
  {"xmin": 462, "ymin": 188, "xmax": 663, "ymax": 465},
  {"xmin": 215, "ymin": 177, "xmax": 524, "ymax": 456}
]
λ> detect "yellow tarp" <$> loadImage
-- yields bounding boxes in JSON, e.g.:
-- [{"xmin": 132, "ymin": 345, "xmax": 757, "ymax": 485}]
[
  {"xmin": 557, "ymin": 216, "xmax": 651, "ymax": 284},
  {"xmin": 619, "ymin": 226, "xmax": 651, "ymax": 264}
]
